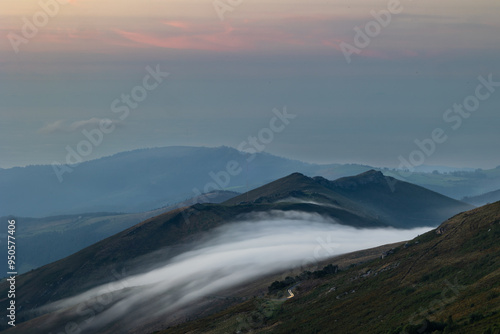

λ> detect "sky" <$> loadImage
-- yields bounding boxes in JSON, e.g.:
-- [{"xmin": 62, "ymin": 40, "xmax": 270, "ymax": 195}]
[{"xmin": 1, "ymin": 0, "xmax": 500, "ymax": 169}]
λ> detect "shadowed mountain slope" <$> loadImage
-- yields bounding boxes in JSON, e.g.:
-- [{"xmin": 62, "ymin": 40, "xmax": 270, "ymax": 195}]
[
  {"xmin": 314, "ymin": 170, "xmax": 474, "ymax": 227},
  {"xmin": 226, "ymin": 170, "xmax": 473, "ymax": 228}
]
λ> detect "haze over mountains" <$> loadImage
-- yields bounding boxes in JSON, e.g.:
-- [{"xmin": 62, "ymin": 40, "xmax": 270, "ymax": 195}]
[
  {"xmin": 0, "ymin": 170, "xmax": 474, "ymax": 333},
  {"xmin": 0, "ymin": 146, "xmax": 315, "ymax": 217},
  {"xmin": 2, "ymin": 146, "xmax": 500, "ymax": 218},
  {"xmin": 463, "ymin": 189, "xmax": 500, "ymax": 206},
  {"xmin": 0, "ymin": 190, "xmax": 237, "ymax": 276}
]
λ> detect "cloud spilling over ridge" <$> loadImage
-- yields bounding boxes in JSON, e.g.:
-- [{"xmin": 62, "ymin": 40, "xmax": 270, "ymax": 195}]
[
  {"xmin": 41, "ymin": 211, "xmax": 432, "ymax": 333},
  {"xmin": 276, "ymin": 197, "xmax": 343, "ymax": 209}
]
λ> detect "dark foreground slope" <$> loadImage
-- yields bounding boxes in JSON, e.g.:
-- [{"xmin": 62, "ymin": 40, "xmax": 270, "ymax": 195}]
[{"xmin": 166, "ymin": 201, "xmax": 500, "ymax": 334}]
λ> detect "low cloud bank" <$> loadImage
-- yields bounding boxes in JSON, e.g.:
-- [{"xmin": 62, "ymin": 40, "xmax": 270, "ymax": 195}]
[{"xmin": 41, "ymin": 211, "xmax": 432, "ymax": 333}]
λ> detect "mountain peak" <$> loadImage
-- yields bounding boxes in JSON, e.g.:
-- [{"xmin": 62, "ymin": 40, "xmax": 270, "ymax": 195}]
[
  {"xmin": 327, "ymin": 169, "xmax": 387, "ymax": 190},
  {"xmin": 285, "ymin": 172, "xmax": 309, "ymax": 180},
  {"xmin": 359, "ymin": 169, "xmax": 384, "ymax": 177},
  {"xmin": 223, "ymin": 172, "xmax": 318, "ymax": 205},
  {"xmin": 356, "ymin": 169, "xmax": 386, "ymax": 182}
]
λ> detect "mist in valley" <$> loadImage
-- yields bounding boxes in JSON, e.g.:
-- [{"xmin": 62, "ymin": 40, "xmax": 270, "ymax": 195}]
[{"xmin": 38, "ymin": 211, "xmax": 433, "ymax": 333}]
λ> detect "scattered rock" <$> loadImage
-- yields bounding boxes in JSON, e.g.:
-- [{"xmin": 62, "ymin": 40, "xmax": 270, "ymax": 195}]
[
  {"xmin": 436, "ymin": 227, "xmax": 446, "ymax": 235},
  {"xmin": 381, "ymin": 248, "xmax": 394, "ymax": 259}
]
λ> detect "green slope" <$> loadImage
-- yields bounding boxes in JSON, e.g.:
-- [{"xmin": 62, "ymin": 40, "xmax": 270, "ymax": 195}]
[{"xmin": 164, "ymin": 201, "xmax": 500, "ymax": 334}]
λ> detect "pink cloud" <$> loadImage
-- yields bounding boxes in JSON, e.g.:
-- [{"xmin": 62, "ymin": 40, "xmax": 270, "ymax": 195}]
[
  {"xmin": 114, "ymin": 26, "xmax": 252, "ymax": 52},
  {"xmin": 3, "ymin": 14, "xmax": 437, "ymax": 61},
  {"xmin": 162, "ymin": 21, "xmax": 192, "ymax": 30},
  {"xmin": 114, "ymin": 17, "xmax": 323, "ymax": 52}
]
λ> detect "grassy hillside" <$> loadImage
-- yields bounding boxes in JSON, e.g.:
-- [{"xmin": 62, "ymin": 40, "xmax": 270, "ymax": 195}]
[{"xmin": 164, "ymin": 201, "xmax": 500, "ymax": 334}]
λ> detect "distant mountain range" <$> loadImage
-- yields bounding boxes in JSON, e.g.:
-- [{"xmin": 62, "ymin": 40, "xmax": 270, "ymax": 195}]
[
  {"xmin": 0, "ymin": 171, "xmax": 473, "ymax": 333},
  {"xmin": 463, "ymin": 188, "xmax": 500, "ymax": 206},
  {"xmin": 1, "ymin": 146, "xmax": 500, "ymax": 217},
  {"xmin": 0, "ymin": 146, "xmax": 317, "ymax": 217},
  {"xmin": 0, "ymin": 190, "xmax": 237, "ymax": 276}
]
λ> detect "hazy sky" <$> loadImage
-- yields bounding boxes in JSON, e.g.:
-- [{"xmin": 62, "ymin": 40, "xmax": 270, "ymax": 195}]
[{"xmin": 1, "ymin": 0, "xmax": 499, "ymax": 169}]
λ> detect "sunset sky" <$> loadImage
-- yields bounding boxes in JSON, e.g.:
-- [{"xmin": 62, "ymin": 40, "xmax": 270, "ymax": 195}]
[{"xmin": 1, "ymin": 0, "xmax": 499, "ymax": 168}]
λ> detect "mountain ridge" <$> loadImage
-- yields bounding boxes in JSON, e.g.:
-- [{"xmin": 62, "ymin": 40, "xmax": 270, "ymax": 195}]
[
  {"xmin": 2, "ymin": 145, "xmax": 500, "ymax": 217},
  {"xmin": 226, "ymin": 170, "xmax": 473, "ymax": 228}
]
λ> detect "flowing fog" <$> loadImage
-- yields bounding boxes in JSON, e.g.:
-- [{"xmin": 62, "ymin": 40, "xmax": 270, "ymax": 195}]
[{"xmin": 41, "ymin": 211, "xmax": 433, "ymax": 333}]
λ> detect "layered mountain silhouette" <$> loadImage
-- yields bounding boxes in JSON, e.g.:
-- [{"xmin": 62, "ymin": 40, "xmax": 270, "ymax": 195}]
[
  {"xmin": 463, "ymin": 188, "xmax": 500, "ymax": 206},
  {"xmin": 1, "ymin": 145, "xmax": 499, "ymax": 217},
  {"xmin": 225, "ymin": 170, "xmax": 473, "ymax": 228},
  {"xmin": 0, "ymin": 171, "xmax": 474, "ymax": 333},
  {"xmin": 0, "ymin": 146, "xmax": 320, "ymax": 217}
]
